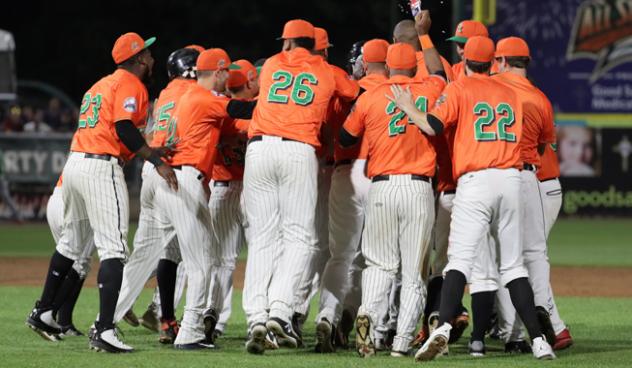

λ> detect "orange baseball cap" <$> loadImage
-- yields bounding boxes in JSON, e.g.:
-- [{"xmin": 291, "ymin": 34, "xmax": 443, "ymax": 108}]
[
  {"xmin": 495, "ymin": 37, "xmax": 530, "ymax": 58},
  {"xmin": 278, "ymin": 19, "xmax": 315, "ymax": 39},
  {"xmin": 464, "ymin": 36, "xmax": 495, "ymax": 63},
  {"xmin": 314, "ymin": 27, "xmax": 333, "ymax": 50},
  {"xmin": 112, "ymin": 32, "xmax": 156, "ymax": 64},
  {"xmin": 386, "ymin": 43, "xmax": 417, "ymax": 69},
  {"xmin": 447, "ymin": 20, "xmax": 489, "ymax": 43},
  {"xmin": 226, "ymin": 70, "xmax": 249, "ymax": 89},
  {"xmin": 196, "ymin": 48, "xmax": 231, "ymax": 71},
  {"xmin": 185, "ymin": 44, "xmax": 205, "ymax": 53},
  {"xmin": 363, "ymin": 39, "xmax": 389, "ymax": 63},
  {"xmin": 229, "ymin": 59, "xmax": 258, "ymax": 80}
]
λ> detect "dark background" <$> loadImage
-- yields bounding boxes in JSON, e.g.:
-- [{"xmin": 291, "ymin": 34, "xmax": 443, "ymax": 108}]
[{"xmin": 1, "ymin": 0, "xmax": 456, "ymax": 102}]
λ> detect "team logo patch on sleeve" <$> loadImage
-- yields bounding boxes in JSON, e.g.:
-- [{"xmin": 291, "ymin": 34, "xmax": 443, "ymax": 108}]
[
  {"xmin": 435, "ymin": 94, "xmax": 447, "ymax": 108},
  {"xmin": 123, "ymin": 97, "xmax": 137, "ymax": 112}
]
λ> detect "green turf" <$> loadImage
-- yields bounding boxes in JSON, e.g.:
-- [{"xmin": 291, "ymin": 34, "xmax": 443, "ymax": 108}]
[
  {"xmin": 1, "ymin": 287, "xmax": 631, "ymax": 367},
  {"xmin": 2, "ymin": 219, "xmax": 631, "ymax": 267}
]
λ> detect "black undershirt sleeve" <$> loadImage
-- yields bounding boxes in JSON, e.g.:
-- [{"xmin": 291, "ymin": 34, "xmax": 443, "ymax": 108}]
[
  {"xmin": 427, "ymin": 114, "xmax": 445, "ymax": 136},
  {"xmin": 115, "ymin": 120, "xmax": 145, "ymax": 153},
  {"xmin": 227, "ymin": 100, "xmax": 257, "ymax": 119},
  {"xmin": 339, "ymin": 127, "xmax": 359, "ymax": 147}
]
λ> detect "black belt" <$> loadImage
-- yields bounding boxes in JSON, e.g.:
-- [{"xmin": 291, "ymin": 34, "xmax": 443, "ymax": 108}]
[
  {"xmin": 539, "ymin": 177, "xmax": 558, "ymax": 183},
  {"xmin": 334, "ymin": 159, "xmax": 352, "ymax": 167},
  {"xmin": 523, "ymin": 163, "xmax": 536, "ymax": 172},
  {"xmin": 213, "ymin": 181, "xmax": 230, "ymax": 187},
  {"xmin": 372, "ymin": 174, "xmax": 431, "ymax": 183},
  {"xmin": 441, "ymin": 189, "xmax": 456, "ymax": 195},
  {"xmin": 171, "ymin": 165, "xmax": 204, "ymax": 181},
  {"xmin": 83, "ymin": 153, "xmax": 123, "ymax": 166},
  {"xmin": 248, "ymin": 135, "xmax": 299, "ymax": 145}
]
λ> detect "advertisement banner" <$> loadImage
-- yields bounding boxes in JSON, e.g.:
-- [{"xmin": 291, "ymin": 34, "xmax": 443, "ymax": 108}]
[{"xmin": 0, "ymin": 133, "xmax": 71, "ymax": 183}]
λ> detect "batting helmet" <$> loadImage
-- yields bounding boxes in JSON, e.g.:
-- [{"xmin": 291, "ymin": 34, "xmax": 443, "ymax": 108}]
[{"xmin": 167, "ymin": 48, "xmax": 200, "ymax": 79}]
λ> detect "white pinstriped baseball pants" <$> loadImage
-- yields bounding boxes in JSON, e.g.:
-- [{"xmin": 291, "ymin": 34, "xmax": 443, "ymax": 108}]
[
  {"xmin": 205, "ymin": 180, "xmax": 246, "ymax": 321},
  {"xmin": 56, "ymin": 152, "xmax": 129, "ymax": 262},
  {"xmin": 154, "ymin": 166, "xmax": 214, "ymax": 344},
  {"xmin": 242, "ymin": 136, "xmax": 319, "ymax": 326},
  {"xmin": 317, "ymin": 159, "xmax": 370, "ymax": 325},
  {"xmin": 47, "ymin": 187, "xmax": 94, "ymax": 278},
  {"xmin": 359, "ymin": 175, "xmax": 434, "ymax": 353}
]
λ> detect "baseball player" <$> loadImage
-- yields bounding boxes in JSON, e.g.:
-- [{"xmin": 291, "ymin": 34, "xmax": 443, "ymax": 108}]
[
  {"xmin": 447, "ymin": 20, "xmax": 489, "ymax": 79},
  {"xmin": 202, "ymin": 59, "xmax": 259, "ymax": 345},
  {"xmin": 111, "ymin": 47, "xmax": 200, "ymax": 345},
  {"xmin": 27, "ymin": 32, "xmax": 179, "ymax": 353},
  {"xmin": 389, "ymin": 35, "xmax": 555, "ymax": 361},
  {"xmin": 241, "ymin": 19, "xmax": 336, "ymax": 354},
  {"xmin": 342, "ymin": 13, "xmax": 446, "ymax": 358},
  {"xmin": 314, "ymin": 38, "xmax": 389, "ymax": 353},
  {"xmin": 292, "ymin": 26, "xmax": 360, "ymax": 341},
  {"xmin": 392, "ymin": 19, "xmax": 455, "ymax": 81},
  {"xmin": 150, "ymin": 48, "xmax": 256, "ymax": 350}
]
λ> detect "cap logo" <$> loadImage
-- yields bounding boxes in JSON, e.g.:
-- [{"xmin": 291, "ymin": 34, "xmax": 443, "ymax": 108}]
[
  {"xmin": 131, "ymin": 41, "xmax": 139, "ymax": 51},
  {"xmin": 218, "ymin": 59, "xmax": 226, "ymax": 68}
]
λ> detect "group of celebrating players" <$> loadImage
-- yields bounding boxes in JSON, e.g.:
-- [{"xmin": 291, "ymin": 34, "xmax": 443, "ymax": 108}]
[{"xmin": 24, "ymin": 9, "xmax": 574, "ymax": 362}]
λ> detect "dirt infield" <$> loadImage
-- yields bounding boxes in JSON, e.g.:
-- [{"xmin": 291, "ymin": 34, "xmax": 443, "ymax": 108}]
[{"xmin": 1, "ymin": 257, "xmax": 630, "ymax": 298}]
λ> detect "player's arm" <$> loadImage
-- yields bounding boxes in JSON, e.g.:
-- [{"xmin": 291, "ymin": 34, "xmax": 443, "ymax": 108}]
[
  {"xmin": 332, "ymin": 65, "xmax": 360, "ymax": 102},
  {"xmin": 386, "ymin": 85, "xmax": 444, "ymax": 136},
  {"xmin": 339, "ymin": 97, "xmax": 367, "ymax": 147},
  {"xmin": 415, "ymin": 11, "xmax": 446, "ymax": 79},
  {"xmin": 226, "ymin": 99, "xmax": 257, "ymax": 119},
  {"xmin": 538, "ymin": 96, "xmax": 556, "ymax": 155}
]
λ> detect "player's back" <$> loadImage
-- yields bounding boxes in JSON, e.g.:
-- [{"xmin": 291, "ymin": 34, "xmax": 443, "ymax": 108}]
[
  {"xmin": 249, "ymin": 47, "xmax": 336, "ymax": 147},
  {"xmin": 151, "ymin": 78, "xmax": 196, "ymax": 148},
  {"xmin": 493, "ymin": 72, "xmax": 554, "ymax": 168},
  {"xmin": 71, "ymin": 69, "xmax": 148, "ymax": 158},
  {"xmin": 358, "ymin": 75, "xmax": 444, "ymax": 178},
  {"xmin": 443, "ymin": 74, "xmax": 523, "ymax": 178}
]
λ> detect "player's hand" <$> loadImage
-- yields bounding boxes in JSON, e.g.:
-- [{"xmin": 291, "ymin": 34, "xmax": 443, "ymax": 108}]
[
  {"xmin": 415, "ymin": 10, "xmax": 431, "ymax": 35},
  {"xmin": 156, "ymin": 164, "xmax": 178, "ymax": 191},
  {"xmin": 154, "ymin": 146, "xmax": 176, "ymax": 161},
  {"xmin": 386, "ymin": 85, "xmax": 416, "ymax": 113}
]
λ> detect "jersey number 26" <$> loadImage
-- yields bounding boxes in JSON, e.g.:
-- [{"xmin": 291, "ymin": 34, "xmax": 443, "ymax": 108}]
[{"xmin": 267, "ymin": 70, "xmax": 318, "ymax": 106}]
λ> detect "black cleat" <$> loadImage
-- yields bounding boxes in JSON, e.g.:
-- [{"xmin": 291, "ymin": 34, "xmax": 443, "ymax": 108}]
[
  {"xmin": 26, "ymin": 302, "xmax": 62, "ymax": 342},
  {"xmin": 266, "ymin": 317, "xmax": 301, "ymax": 348}
]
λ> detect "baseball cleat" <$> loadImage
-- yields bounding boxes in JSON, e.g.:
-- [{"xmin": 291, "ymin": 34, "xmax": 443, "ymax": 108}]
[
  {"xmin": 60, "ymin": 324, "xmax": 84, "ymax": 337},
  {"xmin": 267, "ymin": 317, "xmax": 301, "ymax": 348},
  {"xmin": 264, "ymin": 330, "xmax": 279, "ymax": 350},
  {"xmin": 89, "ymin": 328, "xmax": 133, "ymax": 353},
  {"xmin": 532, "ymin": 336, "xmax": 556, "ymax": 360},
  {"xmin": 448, "ymin": 309, "xmax": 469, "ymax": 343},
  {"xmin": 391, "ymin": 350, "xmax": 408, "ymax": 357},
  {"xmin": 505, "ymin": 340, "xmax": 532, "ymax": 354},
  {"xmin": 122, "ymin": 309, "xmax": 140, "ymax": 327},
  {"xmin": 335, "ymin": 309, "xmax": 353, "ymax": 349},
  {"xmin": 315, "ymin": 318, "xmax": 335, "ymax": 353},
  {"xmin": 140, "ymin": 304, "xmax": 160, "ymax": 333},
  {"xmin": 414, "ymin": 322, "xmax": 451, "ymax": 362},
  {"xmin": 159, "ymin": 318, "xmax": 179, "ymax": 344},
  {"xmin": 203, "ymin": 309, "xmax": 218, "ymax": 345},
  {"xmin": 535, "ymin": 306, "xmax": 557, "ymax": 345},
  {"xmin": 245, "ymin": 323, "xmax": 267, "ymax": 354},
  {"xmin": 174, "ymin": 341, "xmax": 215, "ymax": 350},
  {"xmin": 291, "ymin": 313, "xmax": 305, "ymax": 347},
  {"xmin": 468, "ymin": 340, "xmax": 486, "ymax": 357},
  {"xmin": 355, "ymin": 314, "xmax": 375, "ymax": 358},
  {"xmin": 553, "ymin": 328, "xmax": 574, "ymax": 350},
  {"xmin": 26, "ymin": 302, "xmax": 63, "ymax": 342}
]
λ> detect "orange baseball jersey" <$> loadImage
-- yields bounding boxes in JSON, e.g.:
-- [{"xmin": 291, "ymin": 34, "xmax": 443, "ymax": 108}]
[
  {"xmin": 150, "ymin": 78, "xmax": 196, "ymax": 148},
  {"xmin": 358, "ymin": 73, "xmax": 387, "ymax": 92},
  {"xmin": 213, "ymin": 118, "xmax": 249, "ymax": 181},
  {"xmin": 430, "ymin": 125, "xmax": 457, "ymax": 192},
  {"xmin": 416, "ymin": 52, "xmax": 455, "ymax": 81},
  {"xmin": 71, "ymin": 69, "xmax": 149, "ymax": 160},
  {"xmin": 330, "ymin": 63, "xmax": 360, "ymax": 101},
  {"xmin": 169, "ymin": 83, "xmax": 230, "ymax": 179},
  {"xmin": 452, "ymin": 61, "xmax": 465, "ymax": 80},
  {"xmin": 429, "ymin": 73, "xmax": 524, "ymax": 179},
  {"xmin": 343, "ymin": 74, "xmax": 446, "ymax": 178},
  {"xmin": 249, "ymin": 47, "xmax": 336, "ymax": 147},
  {"xmin": 537, "ymin": 143, "xmax": 560, "ymax": 180},
  {"xmin": 493, "ymin": 72, "xmax": 556, "ymax": 168}
]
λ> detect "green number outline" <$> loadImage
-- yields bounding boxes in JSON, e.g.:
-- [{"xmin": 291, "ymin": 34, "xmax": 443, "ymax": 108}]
[
  {"xmin": 473, "ymin": 102, "xmax": 496, "ymax": 141},
  {"xmin": 267, "ymin": 70, "xmax": 293, "ymax": 104},
  {"xmin": 496, "ymin": 102, "xmax": 516, "ymax": 142},
  {"xmin": 292, "ymin": 73, "xmax": 318, "ymax": 106},
  {"xmin": 78, "ymin": 93, "xmax": 103, "ymax": 129},
  {"xmin": 387, "ymin": 96, "xmax": 428, "ymax": 137}
]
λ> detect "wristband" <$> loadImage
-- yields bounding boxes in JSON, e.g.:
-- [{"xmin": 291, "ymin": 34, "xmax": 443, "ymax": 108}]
[
  {"xmin": 148, "ymin": 152, "xmax": 164, "ymax": 167},
  {"xmin": 419, "ymin": 35, "xmax": 434, "ymax": 50}
]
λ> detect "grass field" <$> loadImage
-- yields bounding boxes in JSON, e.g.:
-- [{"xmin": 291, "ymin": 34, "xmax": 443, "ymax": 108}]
[{"xmin": 1, "ymin": 218, "xmax": 631, "ymax": 367}]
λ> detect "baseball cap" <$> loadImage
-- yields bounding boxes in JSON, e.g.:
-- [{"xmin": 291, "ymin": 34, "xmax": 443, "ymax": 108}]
[
  {"xmin": 464, "ymin": 36, "xmax": 495, "ymax": 63},
  {"xmin": 226, "ymin": 70, "xmax": 249, "ymax": 89},
  {"xmin": 112, "ymin": 32, "xmax": 156, "ymax": 64},
  {"xmin": 447, "ymin": 20, "xmax": 489, "ymax": 43},
  {"xmin": 495, "ymin": 37, "xmax": 530, "ymax": 58},
  {"xmin": 362, "ymin": 39, "xmax": 389, "ymax": 63},
  {"xmin": 278, "ymin": 19, "xmax": 315, "ymax": 40},
  {"xmin": 386, "ymin": 43, "xmax": 417, "ymax": 70},
  {"xmin": 185, "ymin": 44, "xmax": 205, "ymax": 53},
  {"xmin": 229, "ymin": 59, "xmax": 258, "ymax": 81},
  {"xmin": 196, "ymin": 48, "xmax": 231, "ymax": 71},
  {"xmin": 314, "ymin": 27, "xmax": 333, "ymax": 51}
]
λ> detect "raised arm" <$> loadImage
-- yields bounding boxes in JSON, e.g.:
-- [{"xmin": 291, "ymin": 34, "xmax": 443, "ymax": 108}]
[{"xmin": 415, "ymin": 11, "xmax": 446, "ymax": 78}]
